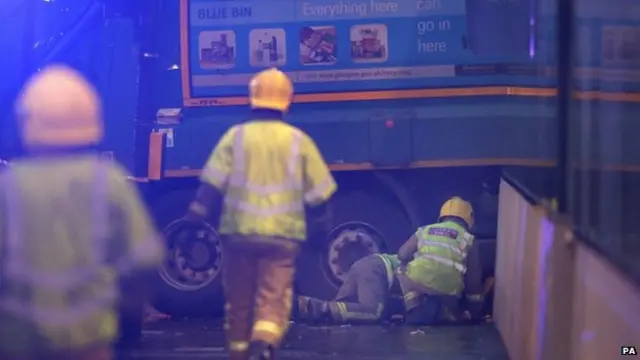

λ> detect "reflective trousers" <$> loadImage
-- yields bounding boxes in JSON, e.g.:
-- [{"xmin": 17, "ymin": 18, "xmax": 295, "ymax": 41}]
[
  {"xmin": 328, "ymin": 254, "xmax": 389, "ymax": 323},
  {"xmin": 298, "ymin": 255, "xmax": 402, "ymax": 324},
  {"xmin": 222, "ymin": 235, "xmax": 298, "ymax": 360},
  {"xmin": 0, "ymin": 346, "xmax": 111, "ymax": 360}
]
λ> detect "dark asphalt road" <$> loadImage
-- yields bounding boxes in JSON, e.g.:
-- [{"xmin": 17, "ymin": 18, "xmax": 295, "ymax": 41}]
[{"xmin": 119, "ymin": 319, "xmax": 509, "ymax": 359}]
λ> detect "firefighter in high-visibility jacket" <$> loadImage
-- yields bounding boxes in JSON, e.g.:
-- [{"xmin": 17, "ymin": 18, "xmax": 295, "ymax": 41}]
[
  {"xmin": 185, "ymin": 68, "xmax": 337, "ymax": 360},
  {"xmin": 397, "ymin": 197, "xmax": 485, "ymax": 324},
  {"xmin": 0, "ymin": 65, "xmax": 165, "ymax": 359},
  {"xmin": 293, "ymin": 253, "xmax": 403, "ymax": 324}
]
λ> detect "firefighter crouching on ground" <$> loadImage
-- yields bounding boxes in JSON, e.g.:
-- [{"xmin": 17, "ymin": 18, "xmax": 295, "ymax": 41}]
[
  {"xmin": 184, "ymin": 68, "xmax": 337, "ymax": 360},
  {"xmin": 0, "ymin": 65, "xmax": 165, "ymax": 360},
  {"xmin": 397, "ymin": 197, "xmax": 485, "ymax": 325},
  {"xmin": 293, "ymin": 253, "xmax": 403, "ymax": 324}
]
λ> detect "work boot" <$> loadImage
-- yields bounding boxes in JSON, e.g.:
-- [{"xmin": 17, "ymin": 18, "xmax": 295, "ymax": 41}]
[
  {"xmin": 293, "ymin": 296, "xmax": 312, "ymax": 320},
  {"xmin": 307, "ymin": 298, "xmax": 333, "ymax": 323},
  {"xmin": 248, "ymin": 340, "xmax": 275, "ymax": 360},
  {"xmin": 295, "ymin": 296, "xmax": 332, "ymax": 323}
]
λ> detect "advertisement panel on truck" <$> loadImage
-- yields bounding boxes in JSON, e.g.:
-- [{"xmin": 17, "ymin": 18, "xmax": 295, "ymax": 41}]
[
  {"xmin": 180, "ymin": 0, "xmax": 542, "ymax": 106},
  {"xmin": 179, "ymin": 0, "xmax": 640, "ymax": 107}
]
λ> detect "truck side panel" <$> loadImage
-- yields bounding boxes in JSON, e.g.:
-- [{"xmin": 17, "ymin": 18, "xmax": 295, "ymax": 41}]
[{"xmin": 157, "ymin": 97, "xmax": 558, "ymax": 174}]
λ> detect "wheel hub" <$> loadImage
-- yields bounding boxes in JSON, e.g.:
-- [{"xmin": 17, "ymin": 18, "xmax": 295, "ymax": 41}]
[
  {"xmin": 158, "ymin": 220, "xmax": 223, "ymax": 291},
  {"xmin": 326, "ymin": 227, "xmax": 380, "ymax": 283}
]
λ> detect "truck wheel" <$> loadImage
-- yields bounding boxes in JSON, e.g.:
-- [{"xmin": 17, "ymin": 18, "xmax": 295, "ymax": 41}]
[
  {"xmin": 151, "ymin": 188, "xmax": 225, "ymax": 317},
  {"xmin": 295, "ymin": 189, "xmax": 412, "ymax": 300}
]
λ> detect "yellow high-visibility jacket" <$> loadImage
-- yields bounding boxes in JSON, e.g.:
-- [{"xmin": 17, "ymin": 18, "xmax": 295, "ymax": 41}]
[
  {"xmin": 406, "ymin": 221, "xmax": 474, "ymax": 295},
  {"xmin": 201, "ymin": 120, "xmax": 336, "ymax": 240},
  {"xmin": 0, "ymin": 155, "xmax": 165, "ymax": 354}
]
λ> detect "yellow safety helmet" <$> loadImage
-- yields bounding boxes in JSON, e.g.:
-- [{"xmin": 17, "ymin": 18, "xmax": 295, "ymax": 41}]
[
  {"xmin": 439, "ymin": 197, "xmax": 474, "ymax": 228},
  {"xmin": 248, "ymin": 68, "xmax": 293, "ymax": 112},
  {"xmin": 15, "ymin": 64, "xmax": 103, "ymax": 147}
]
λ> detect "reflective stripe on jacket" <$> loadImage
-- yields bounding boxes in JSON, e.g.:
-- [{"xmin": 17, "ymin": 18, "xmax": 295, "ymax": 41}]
[
  {"xmin": 405, "ymin": 221, "xmax": 474, "ymax": 295},
  {"xmin": 201, "ymin": 120, "xmax": 336, "ymax": 240},
  {"xmin": 375, "ymin": 253, "xmax": 401, "ymax": 290},
  {"xmin": 0, "ymin": 155, "xmax": 164, "ymax": 354}
]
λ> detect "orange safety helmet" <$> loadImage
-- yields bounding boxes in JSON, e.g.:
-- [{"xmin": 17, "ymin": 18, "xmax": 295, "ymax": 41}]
[
  {"xmin": 15, "ymin": 64, "xmax": 103, "ymax": 147},
  {"xmin": 248, "ymin": 68, "xmax": 293, "ymax": 112}
]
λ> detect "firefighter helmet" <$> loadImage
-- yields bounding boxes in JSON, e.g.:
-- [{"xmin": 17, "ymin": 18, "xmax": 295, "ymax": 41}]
[
  {"xmin": 248, "ymin": 68, "xmax": 293, "ymax": 112},
  {"xmin": 15, "ymin": 64, "xmax": 102, "ymax": 147},
  {"xmin": 439, "ymin": 197, "xmax": 474, "ymax": 228}
]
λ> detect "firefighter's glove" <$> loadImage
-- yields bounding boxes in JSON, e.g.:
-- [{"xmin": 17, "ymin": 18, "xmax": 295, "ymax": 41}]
[
  {"xmin": 183, "ymin": 201, "xmax": 207, "ymax": 222},
  {"xmin": 183, "ymin": 183, "xmax": 223, "ymax": 225}
]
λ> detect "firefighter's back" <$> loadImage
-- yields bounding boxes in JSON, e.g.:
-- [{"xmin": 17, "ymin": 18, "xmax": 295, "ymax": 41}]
[
  {"xmin": 0, "ymin": 155, "xmax": 134, "ymax": 353},
  {"xmin": 241, "ymin": 120, "xmax": 301, "ymax": 191},
  {"xmin": 408, "ymin": 220, "xmax": 471, "ymax": 295},
  {"xmin": 220, "ymin": 120, "xmax": 322, "ymax": 241}
]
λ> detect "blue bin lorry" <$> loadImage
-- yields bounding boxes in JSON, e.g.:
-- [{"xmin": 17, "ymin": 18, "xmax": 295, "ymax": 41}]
[{"xmin": 1, "ymin": 0, "xmax": 639, "ymax": 317}]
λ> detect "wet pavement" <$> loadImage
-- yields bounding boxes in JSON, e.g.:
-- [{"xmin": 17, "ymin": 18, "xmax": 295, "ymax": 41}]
[{"xmin": 120, "ymin": 319, "xmax": 509, "ymax": 359}]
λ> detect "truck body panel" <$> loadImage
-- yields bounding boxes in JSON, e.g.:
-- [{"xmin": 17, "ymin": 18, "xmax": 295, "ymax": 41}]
[{"xmin": 157, "ymin": 98, "xmax": 557, "ymax": 175}]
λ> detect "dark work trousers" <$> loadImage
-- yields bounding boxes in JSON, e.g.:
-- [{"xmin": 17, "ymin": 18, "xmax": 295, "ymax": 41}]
[
  {"xmin": 323, "ymin": 255, "xmax": 390, "ymax": 323},
  {"xmin": 116, "ymin": 273, "xmax": 148, "ymax": 350},
  {"xmin": 221, "ymin": 235, "xmax": 299, "ymax": 360},
  {"xmin": 396, "ymin": 272, "xmax": 462, "ymax": 325}
]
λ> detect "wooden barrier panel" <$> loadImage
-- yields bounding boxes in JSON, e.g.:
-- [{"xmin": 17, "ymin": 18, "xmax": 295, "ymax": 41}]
[
  {"xmin": 538, "ymin": 218, "xmax": 575, "ymax": 360},
  {"xmin": 493, "ymin": 180, "xmax": 521, "ymax": 357},
  {"xmin": 494, "ymin": 179, "xmax": 548, "ymax": 360},
  {"xmin": 569, "ymin": 244, "xmax": 640, "ymax": 360},
  {"xmin": 493, "ymin": 179, "xmax": 519, "ymax": 358},
  {"xmin": 495, "ymin": 178, "xmax": 640, "ymax": 360}
]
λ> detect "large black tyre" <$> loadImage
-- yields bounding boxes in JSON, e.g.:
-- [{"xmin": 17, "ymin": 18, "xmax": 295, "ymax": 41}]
[
  {"xmin": 295, "ymin": 188, "xmax": 413, "ymax": 300},
  {"xmin": 150, "ymin": 188, "xmax": 225, "ymax": 317}
]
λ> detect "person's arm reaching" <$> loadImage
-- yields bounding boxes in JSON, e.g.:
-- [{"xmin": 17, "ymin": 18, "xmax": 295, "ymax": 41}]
[
  {"xmin": 398, "ymin": 234, "xmax": 419, "ymax": 265},
  {"xmin": 110, "ymin": 166, "xmax": 166, "ymax": 283},
  {"xmin": 184, "ymin": 127, "xmax": 236, "ymax": 225},
  {"xmin": 463, "ymin": 239, "xmax": 484, "ymax": 321},
  {"xmin": 301, "ymin": 132, "xmax": 337, "ymax": 244},
  {"xmin": 185, "ymin": 183, "xmax": 224, "ymax": 227}
]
